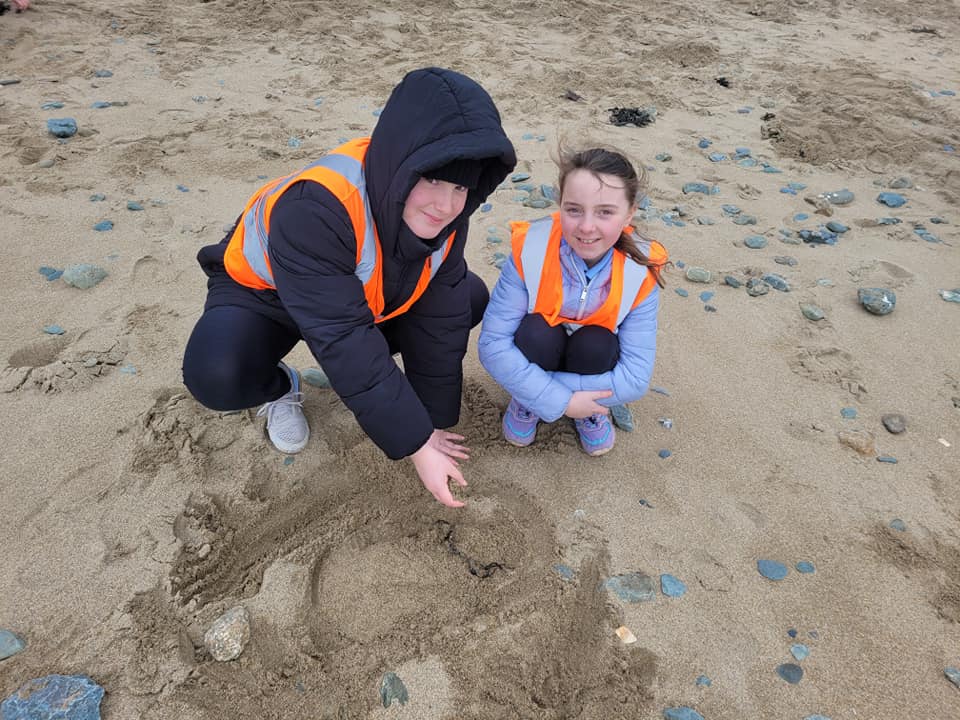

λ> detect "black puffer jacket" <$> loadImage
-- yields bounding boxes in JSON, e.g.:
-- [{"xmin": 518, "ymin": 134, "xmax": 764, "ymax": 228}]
[{"xmin": 266, "ymin": 68, "xmax": 515, "ymax": 459}]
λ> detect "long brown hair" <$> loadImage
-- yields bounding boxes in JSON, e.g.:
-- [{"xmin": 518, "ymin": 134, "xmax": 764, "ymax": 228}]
[{"xmin": 556, "ymin": 144, "xmax": 666, "ymax": 287}]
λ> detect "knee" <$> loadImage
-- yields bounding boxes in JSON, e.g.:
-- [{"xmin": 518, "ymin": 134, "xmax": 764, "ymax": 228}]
[
  {"xmin": 182, "ymin": 347, "xmax": 248, "ymax": 412},
  {"xmin": 566, "ymin": 326, "xmax": 619, "ymax": 374}
]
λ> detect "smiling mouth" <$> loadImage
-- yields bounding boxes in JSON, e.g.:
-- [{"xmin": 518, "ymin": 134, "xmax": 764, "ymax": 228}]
[
  {"xmin": 424, "ymin": 211, "xmax": 446, "ymax": 224},
  {"xmin": 576, "ymin": 237, "xmax": 600, "ymax": 245}
]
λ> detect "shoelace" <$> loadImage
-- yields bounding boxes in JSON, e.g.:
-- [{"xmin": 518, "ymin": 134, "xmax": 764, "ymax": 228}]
[{"xmin": 255, "ymin": 392, "xmax": 305, "ymax": 424}]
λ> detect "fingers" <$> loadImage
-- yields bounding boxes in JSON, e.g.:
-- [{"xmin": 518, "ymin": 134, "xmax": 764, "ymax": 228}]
[
  {"xmin": 449, "ymin": 465, "xmax": 467, "ymax": 487},
  {"xmin": 434, "ymin": 487, "xmax": 465, "ymax": 508}
]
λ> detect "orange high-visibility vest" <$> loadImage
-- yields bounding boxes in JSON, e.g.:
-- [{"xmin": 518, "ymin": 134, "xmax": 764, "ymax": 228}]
[
  {"xmin": 510, "ymin": 212, "xmax": 667, "ymax": 332},
  {"xmin": 224, "ymin": 138, "xmax": 455, "ymax": 323}
]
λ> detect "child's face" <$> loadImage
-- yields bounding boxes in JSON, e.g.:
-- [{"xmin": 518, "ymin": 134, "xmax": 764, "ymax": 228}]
[
  {"xmin": 559, "ymin": 169, "xmax": 636, "ymax": 267},
  {"xmin": 402, "ymin": 177, "xmax": 469, "ymax": 239}
]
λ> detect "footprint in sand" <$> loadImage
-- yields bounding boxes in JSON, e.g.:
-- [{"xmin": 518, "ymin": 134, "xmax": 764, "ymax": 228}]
[{"xmin": 788, "ymin": 345, "xmax": 868, "ymax": 398}]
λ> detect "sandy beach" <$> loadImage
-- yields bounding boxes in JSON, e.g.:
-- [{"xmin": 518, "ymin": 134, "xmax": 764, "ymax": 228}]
[{"xmin": 2, "ymin": 1, "xmax": 959, "ymax": 717}]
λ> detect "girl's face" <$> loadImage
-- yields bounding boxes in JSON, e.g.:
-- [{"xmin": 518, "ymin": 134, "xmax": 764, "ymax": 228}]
[
  {"xmin": 559, "ymin": 169, "xmax": 636, "ymax": 267},
  {"xmin": 402, "ymin": 177, "xmax": 469, "ymax": 239}
]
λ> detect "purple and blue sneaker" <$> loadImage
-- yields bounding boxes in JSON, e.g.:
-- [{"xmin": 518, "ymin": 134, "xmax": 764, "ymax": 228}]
[
  {"xmin": 574, "ymin": 413, "xmax": 615, "ymax": 456},
  {"xmin": 502, "ymin": 398, "xmax": 539, "ymax": 447}
]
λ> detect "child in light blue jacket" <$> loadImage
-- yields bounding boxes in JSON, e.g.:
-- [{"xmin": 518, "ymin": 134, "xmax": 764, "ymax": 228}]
[{"xmin": 478, "ymin": 146, "xmax": 667, "ymax": 456}]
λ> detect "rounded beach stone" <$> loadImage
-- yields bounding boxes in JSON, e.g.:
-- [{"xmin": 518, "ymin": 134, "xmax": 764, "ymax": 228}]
[
  {"xmin": 46, "ymin": 117, "xmax": 78, "ymax": 138},
  {"xmin": 757, "ymin": 559, "xmax": 788, "ymax": 580},
  {"xmin": 204, "ymin": 605, "xmax": 251, "ymax": 661},
  {"xmin": 62, "ymin": 264, "xmax": 108, "ymax": 289},
  {"xmin": 777, "ymin": 663, "xmax": 804, "ymax": 684},
  {"xmin": 746, "ymin": 278, "xmax": 770, "ymax": 297},
  {"xmin": 800, "ymin": 303, "xmax": 824, "ymax": 321},
  {"xmin": 881, "ymin": 413, "xmax": 907, "ymax": 434},
  {"xmin": 858, "ymin": 288, "xmax": 896, "ymax": 315},
  {"xmin": 685, "ymin": 267, "xmax": 711, "ymax": 283}
]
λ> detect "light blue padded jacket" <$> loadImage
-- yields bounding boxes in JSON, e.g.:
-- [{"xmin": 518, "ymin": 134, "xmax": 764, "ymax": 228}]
[{"xmin": 478, "ymin": 239, "xmax": 660, "ymax": 422}]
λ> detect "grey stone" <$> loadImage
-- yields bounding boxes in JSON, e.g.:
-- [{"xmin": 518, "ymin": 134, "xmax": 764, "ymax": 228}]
[
  {"xmin": 0, "ymin": 629, "xmax": 26, "ymax": 660},
  {"xmin": 881, "ymin": 413, "xmax": 907, "ymax": 434},
  {"xmin": 62, "ymin": 264, "xmax": 108, "ymax": 289},
  {"xmin": 685, "ymin": 267, "xmax": 712, "ymax": 283},
  {"xmin": 379, "ymin": 672, "xmax": 409, "ymax": 708},
  {"xmin": 858, "ymin": 288, "xmax": 896, "ymax": 315},
  {"xmin": 603, "ymin": 572, "xmax": 656, "ymax": 602},
  {"xmin": 746, "ymin": 278, "xmax": 770, "ymax": 296},
  {"xmin": 800, "ymin": 303, "xmax": 824, "ymax": 321}
]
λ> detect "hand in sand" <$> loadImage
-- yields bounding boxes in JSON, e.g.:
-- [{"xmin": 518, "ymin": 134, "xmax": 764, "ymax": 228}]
[
  {"xmin": 565, "ymin": 390, "xmax": 612, "ymax": 419},
  {"xmin": 410, "ymin": 430, "xmax": 470, "ymax": 508},
  {"xmin": 12, "ymin": 0, "xmax": 30, "ymax": 10}
]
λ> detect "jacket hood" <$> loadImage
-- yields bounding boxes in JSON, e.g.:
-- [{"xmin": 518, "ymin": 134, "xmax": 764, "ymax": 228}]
[{"xmin": 365, "ymin": 67, "xmax": 517, "ymax": 260}]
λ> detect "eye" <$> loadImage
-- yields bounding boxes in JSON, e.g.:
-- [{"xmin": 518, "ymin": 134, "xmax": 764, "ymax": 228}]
[{"xmin": 455, "ymin": 185, "xmax": 469, "ymax": 193}]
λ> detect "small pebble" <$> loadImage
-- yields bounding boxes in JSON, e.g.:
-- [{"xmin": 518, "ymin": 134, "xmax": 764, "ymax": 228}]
[
  {"xmin": 889, "ymin": 518, "xmax": 907, "ymax": 531},
  {"xmin": 745, "ymin": 278, "xmax": 770, "ymax": 296},
  {"xmin": 37, "ymin": 158, "xmax": 56, "ymax": 168},
  {"xmin": 699, "ymin": 291, "xmax": 714, "ymax": 302},
  {"xmin": 90, "ymin": 193, "xmax": 106, "ymax": 202},
  {"xmin": 704, "ymin": 304, "xmax": 717, "ymax": 312},
  {"xmin": 42, "ymin": 325, "xmax": 65, "ymax": 335},
  {"xmin": 858, "ymin": 288, "xmax": 896, "ymax": 315},
  {"xmin": 91, "ymin": 101, "xmax": 112, "ymax": 109},
  {"xmin": 663, "ymin": 707, "xmax": 704, "ymax": 720},
  {"xmin": 0, "ymin": 630, "xmax": 26, "ymax": 660},
  {"xmin": 826, "ymin": 220, "xmax": 849, "ymax": 233},
  {"xmin": 838, "ymin": 429, "xmax": 876, "ymax": 455},
  {"xmin": 94, "ymin": 69, "xmax": 114, "ymax": 77},
  {"xmin": 758, "ymin": 559, "xmax": 788, "ymax": 581},
  {"xmin": 774, "ymin": 256, "xmax": 798, "ymax": 266},
  {"xmin": 46, "ymin": 117, "xmax": 78, "ymax": 138},
  {"xmin": 805, "ymin": 715, "xmax": 831, "ymax": 720},
  {"xmin": 675, "ymin": 288, "xmax": 689, "ymax": 297},
  {"xmin": 938, "ymin": 289, "xmax": 960, "ymax": 303},
  {"xmin": 510, "ymin": 172, "xmax": 531, "ymax": 182},
  {"xmin": 655, "ymin": 152, "xmax": 672, "ymax": 161},
  {"xmin": 823, "ymin": 189, "xmax": 854, "ymax": 205},
  {"xmin": 480, "ymin": 203, "xmax": 492, "ymax": 213},
  {"xmin": 650, "ymin": 386, "xmax": 670, "ymax": 396},
  {"xmin": 698, "ymin": 138, "xmax": 712, "ymax": 148},
  {"xmin": 38, "ymin": 266, "xmax": 63, "ymax": 281},
  {"xmin": 777, "ymin": 663, "xmax": 804, "ymax": 684},
  {"xmin": 126, "ymin": 201, "xmax": 144, "ymax": 211},
  {"xmin": 881, "ymin": 413, "xmax": 907, "ymax": 434},
  {"xmin": 685, "ymin": 267, "xmax": 712, "ymax": 283},
  {"xmin": 93, "ymin": 220, "xmax": 114, "ymax": 232},
  {"xmin": 788, "ymin": 628, "xmax": 798, "ymax": 638},
  {"xmin": 40, "ymin": 101, "xmax": 65, "ymax": 110},
  {"xmin": 660, "ymin": 574, "xmax": 687, "ymax": 597},
  {"xmin": 744, "ymin": 235, "xmax": 767, "ymax": 249},
  {"xmin": 877, "ymin": 192, "xmax": 907, "ymax": 208},
  {"xmin": 762, "ymin": 274, "xmax": 789, "ymax": 292},
  {"xmin": 733, "ymin": 215, "xmax": 757, "ymax": 226},
  {"xmin": 695, "ymin": 675, "xmax": 712, "ymax": 687},
  {"xmin": 204, "ymin": 606, "xmax": 250, "ymax": 661},
  {"xmin": 379, "ymin": 672, "xmax": 409, "ymax": 708},
  {"xmin": 604, "ymin": 572, "xmax": 657, "ymax": 603},
  {"xmin": 282, "ymin": 456, "xmax": 294, "ymax": 466},
  {"xmin": 793, "ymin": 213, "xmax": 809, "ymax": 222},
  {"xmin": 638, "ymin": 498, "xmax": 655, "ymax": 508},
  {"xmin": 176, "ymin": 184, "xmax": 190, "ymax": 192},
  {"xmin": 696, "ymin": 216, "xmax": 715, "ymax": 225},
  {"xmin": 795, "ymin": 561, "xmax": 815, "ymax": 574},
  {"xmin": 708, "ymin": 152, "xmax": 728, "ymax": 162},
  {"xmin": 876, "ymin": 455, "xmax": 898, "ymax": 464},
  {"xmin": 658, "ymin": 449, "xmax": 672, "ymax": 459},
  {"xmin": 724, "ymin": 276, "xmax": 741, "ymax": 289},
  {"xmin": 791, "ymin": 643, "xmax": 810, "ymax": 661},
  {"xmin": 610, "ymin": 404, "xmax": 634, "ymax": 432},
  {"xmin": 62, "ymin": 264, "xmax": 108, "ymax": 289},
  {"xmin": 800, "ymin": 303, "xmax": 824, "ymax": 321},
  {"xmin": 682, "ymin": 182, "xmax": 719, "ymax": 195},
  {"xmin": 944, "ymin": 666, "xmax": 960, "ymax": 689},
  {"xmin": 840, "ymin": 407, "xmax": 857, "ymax": 419}
]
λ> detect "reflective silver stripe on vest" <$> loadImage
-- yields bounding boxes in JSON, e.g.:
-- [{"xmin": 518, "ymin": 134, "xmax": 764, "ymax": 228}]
[
  {"xmin": 520, "ymin": 218, "xmax": 651, "ymax": 332},
  {"xmin": 519, "ymin": 216, "xmax": 554, "ymax": 313},
  {"xmin": 238, "ymin": 152, "xmax": 375, "ymax": 287}
]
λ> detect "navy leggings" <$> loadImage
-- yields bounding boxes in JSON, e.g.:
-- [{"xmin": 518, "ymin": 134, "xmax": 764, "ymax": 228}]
[
  {"xmin": 182, "ymin": 271, "xmax": 489, "ymax": 412},
  {"xmin": 514, "ymin": 313, "xmax": 619, "ymax": 374}
]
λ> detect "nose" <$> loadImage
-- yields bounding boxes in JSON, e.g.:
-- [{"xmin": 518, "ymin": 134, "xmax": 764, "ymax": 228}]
[
  {"xmin": 432, "ymin": 187, "xmax": 455, "ymax": 214},
  {"xmin": 577, "ymin": 214, "xmax": 596, "ymax": 232}
]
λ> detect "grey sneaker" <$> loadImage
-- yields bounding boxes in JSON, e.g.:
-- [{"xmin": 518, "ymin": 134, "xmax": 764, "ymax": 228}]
[{"xmin": 256, "ymin": 362, "xmax": 309, "ymax": 454}]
